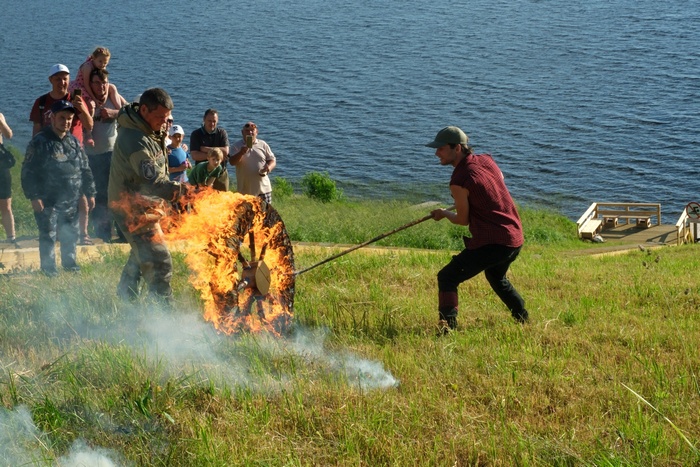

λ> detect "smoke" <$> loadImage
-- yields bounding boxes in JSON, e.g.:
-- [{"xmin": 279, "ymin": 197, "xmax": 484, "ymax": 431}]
[
  {"xmin": 0, "ymin": 406, "xmax": 122, "ymax": 466},
  {"xmin": 0, "ymin": 292, "xmax": 398, "ymax": 462},
  {"xmin": 285, "ymin": 326, "xmax": 400, "ymax": 390},
  {"xmin": 57, "ymin": 439, "xmax": 121, "ymax": 467},
  {"xmin": 0, "ymin": 405, "xmax": 40, "ymax": 465},
  {"xmin": 131, "ymin": 305, "xmax": 399, "ymax": 391}
]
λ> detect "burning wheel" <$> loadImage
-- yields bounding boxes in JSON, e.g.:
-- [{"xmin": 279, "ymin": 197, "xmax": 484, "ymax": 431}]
[{"xmin": 204, "ymin": 197, "xmax": 295, "ymax": 334}]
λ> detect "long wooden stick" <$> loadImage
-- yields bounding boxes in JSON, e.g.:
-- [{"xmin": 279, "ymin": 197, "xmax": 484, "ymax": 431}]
[{"xmin": 294, "ymin": 205, "xmax": 455, "ymax": 276}]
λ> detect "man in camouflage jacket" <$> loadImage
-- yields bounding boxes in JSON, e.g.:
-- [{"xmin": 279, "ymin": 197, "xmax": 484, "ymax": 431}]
[
  {"xmin": 108, "ymin": 88, "xmax": 189, "ymax": 301},
  {"xmin": 22, "ymin": 100, "xmax": 96, "ymax": 276}
]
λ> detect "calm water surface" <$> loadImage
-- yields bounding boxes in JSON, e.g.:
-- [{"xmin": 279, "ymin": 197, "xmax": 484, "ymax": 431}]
[{"xmin": 1, "ymin": 0, "xmax": 698, "ymax": 222}]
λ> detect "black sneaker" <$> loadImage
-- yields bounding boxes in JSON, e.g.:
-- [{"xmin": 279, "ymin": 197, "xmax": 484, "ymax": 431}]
[
  {"xmin": 436, "ymin": 319, "xmax": 452, "ymax": 336},
  {"xmin": 436, "ymin": 316, "xmax": 458, "ymax": 336},
  {"xmin": 512, "ymin": 310, "xmax": 529, "ymax": 324}
]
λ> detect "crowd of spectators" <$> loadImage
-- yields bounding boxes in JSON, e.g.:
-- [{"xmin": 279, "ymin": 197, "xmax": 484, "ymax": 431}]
[{"xmin": 1, "ymin": 47, "xmax": 279, "ymax": 289}]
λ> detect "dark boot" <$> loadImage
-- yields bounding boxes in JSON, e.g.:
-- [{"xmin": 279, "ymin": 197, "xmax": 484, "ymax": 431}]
[
  {"xmin": 511, "ymin": 309, "xmax": 529, "ymax": 324},
  {"xmin": 437, "ymin": 308, "xmax": 458, "ymax": 335}
]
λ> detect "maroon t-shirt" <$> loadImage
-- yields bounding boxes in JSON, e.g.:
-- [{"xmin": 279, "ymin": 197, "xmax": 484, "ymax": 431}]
[
  {"xmin": 450, "ymin": 153, "xmax": 524, "ymax": 249},
  {"xmin": 29, "ymin": 92, "xmax": 86, "ymax": 145}
]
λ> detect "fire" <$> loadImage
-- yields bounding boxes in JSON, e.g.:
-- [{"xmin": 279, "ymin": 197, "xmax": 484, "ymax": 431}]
[{"xmin": 113, "ymin": 189, "xmax": 295, "ymax": 335}]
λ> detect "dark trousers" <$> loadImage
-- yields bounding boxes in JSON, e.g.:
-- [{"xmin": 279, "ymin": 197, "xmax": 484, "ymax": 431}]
[
  {"xmin": 114, "ymin": 221, "xmax": 173, "ymax": 300},
  {"xmin": 88, "ymin": 152, "xmax": 114, "ymax": 241},
  {"xmin": 437, "ymin": 244, "xmax": 525, "ymax": 316},
  {"xmin": 34, "ymin": 202, "xmax": 79, "ymax": 272}
]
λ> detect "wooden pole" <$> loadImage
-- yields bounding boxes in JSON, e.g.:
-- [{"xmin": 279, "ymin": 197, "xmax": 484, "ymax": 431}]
[{"xmin": 294, "ymin": 205, "xmax": 455, "ymax": 276}]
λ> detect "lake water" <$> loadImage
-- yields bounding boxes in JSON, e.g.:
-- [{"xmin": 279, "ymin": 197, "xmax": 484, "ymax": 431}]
[{"xmin": 1, "ymin": 0, "xmax": 698, "ymax": 223}]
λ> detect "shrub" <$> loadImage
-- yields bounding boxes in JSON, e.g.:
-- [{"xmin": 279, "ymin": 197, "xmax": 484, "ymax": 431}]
[
  {"xmin": 272, "ymin": 177, "xmax": 294, "ymax": 201},
  {"xmin": 301, "ymin": 172, "xmax": 342, "ymax": 203}
]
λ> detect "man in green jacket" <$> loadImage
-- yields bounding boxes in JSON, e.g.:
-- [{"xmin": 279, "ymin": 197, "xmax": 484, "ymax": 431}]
[{"xmin": 108, "ymin": 88, "xmax": 189, "ymax": 301}]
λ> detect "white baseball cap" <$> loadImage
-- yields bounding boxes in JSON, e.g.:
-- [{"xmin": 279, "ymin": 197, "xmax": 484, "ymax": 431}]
[
  {"xmin": 49, "ymin": 64, "xmax": 70, "ymax": 77},
  {"xmin": 169, "ymin": 124, "xmax": 185, "ymax": 136}
]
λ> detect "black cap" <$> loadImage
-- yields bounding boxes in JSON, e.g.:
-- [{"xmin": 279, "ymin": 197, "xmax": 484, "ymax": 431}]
[{"xmin": 50, "ymin": 100, "xmax": 77, "ymax": 114}]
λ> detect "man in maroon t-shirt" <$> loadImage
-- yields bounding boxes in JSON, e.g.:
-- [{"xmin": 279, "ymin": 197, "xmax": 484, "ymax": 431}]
[
  {"xmin": 29, "ymin": 64, "xmax": 93, "ymax": 143},
  {"xmin": 427, "ymin": 126, "xmax": 528, "ymax": 333}
]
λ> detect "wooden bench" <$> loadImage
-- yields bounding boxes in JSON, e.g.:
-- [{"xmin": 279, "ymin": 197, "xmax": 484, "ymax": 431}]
[
  {"xmin": 601, "ymin": 214, "xmax": 653, "ymax": 229},
  {"xmin": 579, "ymin": 218, "xmax": 603, "ymax": 239}
]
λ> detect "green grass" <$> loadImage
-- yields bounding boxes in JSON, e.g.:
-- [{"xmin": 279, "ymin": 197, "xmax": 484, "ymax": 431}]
[{"xmin": 1, "ymin": 145, "xmax": 699, "ymax": 465}]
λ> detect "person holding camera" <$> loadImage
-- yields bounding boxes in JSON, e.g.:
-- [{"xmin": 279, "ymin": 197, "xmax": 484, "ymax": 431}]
[
  {"xmin": 85, "ymin": 68, "xmax": 126, "ymax": 243},
  {"xmin": 0, "ymin": 112, "xmax": 17, "ymax": 246},
  {"xmin": 228, "ymin": 121, "xmax": 276, "ymax": 204}
]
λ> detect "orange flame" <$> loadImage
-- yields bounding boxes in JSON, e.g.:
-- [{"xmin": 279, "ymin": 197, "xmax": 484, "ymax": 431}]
[{"xmin": 114, "ymin": 189, "xmax": 295, "ymax": 335}]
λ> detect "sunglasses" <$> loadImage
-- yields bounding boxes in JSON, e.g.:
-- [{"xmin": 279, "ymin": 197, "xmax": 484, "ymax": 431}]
[
  {"xmin": 167, "ymin": 119, "xmax": 174, "ymax": 123},
  {"xmin": 244, "ymin": 123, "xmax": 257, "ymax": 129}
]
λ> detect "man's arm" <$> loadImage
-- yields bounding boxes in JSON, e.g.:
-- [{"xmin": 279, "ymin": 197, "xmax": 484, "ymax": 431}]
[
  {"xmin": 73, "ymin": 96, "xmax": 94, "ymax": 132},
  {"xmin": 228, "ymin": 144, "xmax": 247, "ymax": 165},
  {"xmin": 79, "ymin": 145, "xmax": 97, "ymax": 207},
  {"xmin": 432, "ymin": 185, "xmax": 470, "ymax": 226},
  {"xmin": 21, "ymin": 139, "xmax": 45, "ymax": 209},
  {"xmin": 189, "ymin": 129, "xmax": 207, "ymax": 162},
  {"xmin": 0, "ymin": 113, "xmax": 12, "ymax": 139},
  {"xmin": 29, "ymin": 99, "xmax": 43, "ymax": 136}
]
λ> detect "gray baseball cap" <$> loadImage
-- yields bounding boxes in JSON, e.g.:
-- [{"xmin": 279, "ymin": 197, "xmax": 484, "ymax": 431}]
[{"xmin": 425, "ymin": 126, "xmax": 469, "ymax": 148}]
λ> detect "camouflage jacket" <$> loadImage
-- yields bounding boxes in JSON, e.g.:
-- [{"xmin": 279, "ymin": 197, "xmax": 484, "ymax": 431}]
[
  {"xmin": 108, "ymin": 103, "xmax": 182, "ymax": 205},
  {"xmin": 21, "ymin": 126, "xmax": 96, "ymax": 205}
]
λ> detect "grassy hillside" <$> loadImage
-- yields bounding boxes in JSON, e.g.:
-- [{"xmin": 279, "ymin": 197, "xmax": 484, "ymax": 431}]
[{"xmin": 0, "ymin": 144, "xmax": 698, "ymax": 465}]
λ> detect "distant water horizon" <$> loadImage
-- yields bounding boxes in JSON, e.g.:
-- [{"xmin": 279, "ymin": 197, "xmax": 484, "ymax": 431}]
[{"xmin": 1, "ymin": 0, "xmax": 698, "ymax": 223}]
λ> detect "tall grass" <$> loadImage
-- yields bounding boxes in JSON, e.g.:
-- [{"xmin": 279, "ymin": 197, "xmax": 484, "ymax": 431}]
[{"xmin": 0, "ymin": 147, "xmax": 698, "ymax": 465}]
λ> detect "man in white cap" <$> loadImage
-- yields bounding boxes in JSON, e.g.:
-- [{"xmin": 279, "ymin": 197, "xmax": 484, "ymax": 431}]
[
  {"xmin": 22, "ymin": 100, "xmax": 96, "ymax": 276},
  {"xmin": 427, "ymin": 126, "xmax": 528, "ymax": 333},
  {"xmin": 29, "ymin": 64, "xmax": 93, "ymax": 143},
  {"xmin": 29, "ymin": 64, "xmax": 95, "ymax": 245}
]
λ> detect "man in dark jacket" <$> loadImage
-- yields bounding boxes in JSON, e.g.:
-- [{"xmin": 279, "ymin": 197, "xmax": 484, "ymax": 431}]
[
  {"xmin": 108, "ymin": 88, "xmax": 189, "ymax": 301},
  {"xmin": 22, "ymin": 100, "xmax": 96, "ymax": 276}
]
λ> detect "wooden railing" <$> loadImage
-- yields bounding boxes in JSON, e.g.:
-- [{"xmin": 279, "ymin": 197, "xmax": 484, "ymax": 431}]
[
  {"xmin": 674, "ymin": 209, "xmax": 698, "ymax": 245},
  {"xmin": 576, "ymin": 203, "xmax": 600, "ymax": 239}
]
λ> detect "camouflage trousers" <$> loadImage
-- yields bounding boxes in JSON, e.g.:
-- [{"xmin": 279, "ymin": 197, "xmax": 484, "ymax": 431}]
[
  {"xmin": 114, "ymin": 220, "xmax": 173, "ymax": 301},
  {"xmin": 33, "ymin": 201, "xmax": 79, "ymax": 273}
]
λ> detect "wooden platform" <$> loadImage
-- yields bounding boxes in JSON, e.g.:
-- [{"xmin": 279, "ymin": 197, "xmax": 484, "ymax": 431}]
[{"xmin": 597, "ymin": 223, "xmax": 679, "ymax": 245}]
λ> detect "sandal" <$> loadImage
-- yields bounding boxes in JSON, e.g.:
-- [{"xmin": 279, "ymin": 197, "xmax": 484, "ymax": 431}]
[{"xmin": 79, "ymin": 235, "xmax": 94, "ymax": 246}]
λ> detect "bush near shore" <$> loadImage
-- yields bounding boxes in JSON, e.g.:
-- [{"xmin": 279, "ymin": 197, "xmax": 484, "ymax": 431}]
[{"xmin": 1, "ymin": 144, "xmax": 698, "ymax": 465}]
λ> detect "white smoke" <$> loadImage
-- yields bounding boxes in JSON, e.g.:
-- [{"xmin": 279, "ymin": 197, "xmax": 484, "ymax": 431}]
[
  {"xmin": 0, "ymin": 301, "xmax": 398, "ymax": 464},
  {"xmin": 130, "ymin": 306, "xmax": 399, "ymax": 391},
  {"xmin": 284, "ymin": 326, "xmax": 399, "ymax": 390},
  {"xmin": 0, "ymin": 406, "xmax": 122, "ymax": 466},
  {"xmin": 0, "ymin": 405, "xmax": 40, "ymax": 465},
  {"xmin": 57, "ymin": 439, "xmax": 121, "ymax": 467}
]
